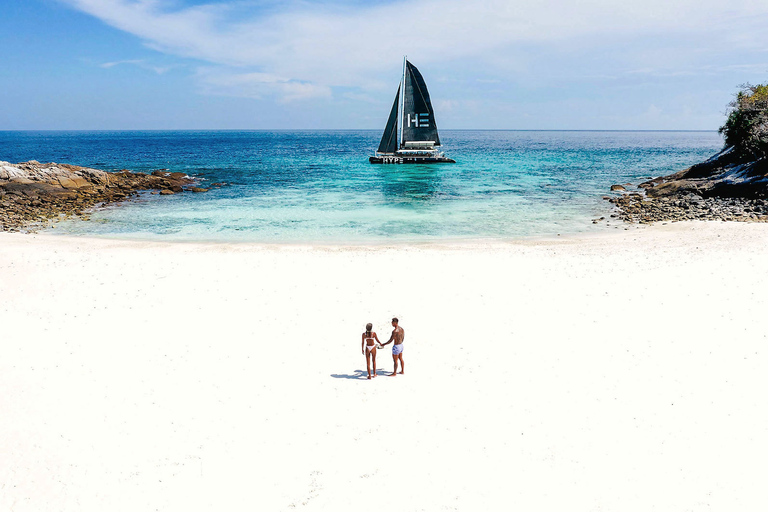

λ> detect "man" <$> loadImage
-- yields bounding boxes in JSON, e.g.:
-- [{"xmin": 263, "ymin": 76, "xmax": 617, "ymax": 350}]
[{"xmin": 380, "ymin": 317, "xmax": 405, "ymax": 376}]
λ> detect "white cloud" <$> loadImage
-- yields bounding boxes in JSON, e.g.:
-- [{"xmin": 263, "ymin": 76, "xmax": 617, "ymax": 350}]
[
  {"xmin": 62, "ymin": 0, "xmax": 768, "ymax": 87},
  {"xmin": 100, "ymin": 58, "xmax": 173, "ymax": 74},
  {"xmin": 196, "ymin": 68, "xmax": 332, "ymax": 102},
  {"xmin": 58, "ymin": 0, "xmax": 768, "ymax": 127},
  {"xmin": 435, "ymin": 99, "xmax": 460, "ymax": 112},
  {"xmin": 101, "ymin": 59, "xmax": 144, "ymax": 68}
]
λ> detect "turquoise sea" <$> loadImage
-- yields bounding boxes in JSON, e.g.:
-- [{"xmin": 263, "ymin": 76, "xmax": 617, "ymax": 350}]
[{"xmin": 0, "ymin": 130, "xmax": 723, "ymax": 242}]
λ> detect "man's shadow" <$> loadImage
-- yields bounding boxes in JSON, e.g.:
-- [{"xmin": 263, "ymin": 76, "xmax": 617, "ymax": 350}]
[{"xmin": 330, "ymin": 368, "xmax": 388, "ymax": 380}]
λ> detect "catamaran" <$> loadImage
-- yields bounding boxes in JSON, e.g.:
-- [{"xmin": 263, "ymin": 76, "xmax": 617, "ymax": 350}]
[{"xmin": 370, "ymin": 58, "xmax": 455, "ymax": 164}]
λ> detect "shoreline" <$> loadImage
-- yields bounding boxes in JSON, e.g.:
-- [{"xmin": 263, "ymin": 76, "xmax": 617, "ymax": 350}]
[{"xmin": 3, "ymin": 218, "xmax": 760, "ymax": 249}]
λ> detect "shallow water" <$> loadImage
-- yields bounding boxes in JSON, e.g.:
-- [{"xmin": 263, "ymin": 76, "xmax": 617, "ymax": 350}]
[{"xmin": 0, "ymin": 130, "xmax": 723, "ymax": 242}]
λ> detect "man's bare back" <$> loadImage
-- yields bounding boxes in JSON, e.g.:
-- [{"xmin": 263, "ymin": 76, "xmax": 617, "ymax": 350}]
[{"xmin": 392, "ymin": 326, "xmax": 404, "ymax": 345}]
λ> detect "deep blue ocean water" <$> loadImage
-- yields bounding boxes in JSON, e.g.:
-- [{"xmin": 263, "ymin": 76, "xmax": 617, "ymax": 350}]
[{"xmin": 0, "ymin": 130, "xmax": 723, "ymax": 242}]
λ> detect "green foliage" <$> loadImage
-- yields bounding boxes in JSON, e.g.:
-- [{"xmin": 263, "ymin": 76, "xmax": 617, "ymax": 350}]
[{"xmin": 719, "ymin": 83, "xmax": 768, "ymax": 159}]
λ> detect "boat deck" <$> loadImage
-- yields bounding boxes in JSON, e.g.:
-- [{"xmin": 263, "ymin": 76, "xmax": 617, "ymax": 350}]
[{"xmin": 369, "ymin": 155, "xmax": 456, "ymax": 164}]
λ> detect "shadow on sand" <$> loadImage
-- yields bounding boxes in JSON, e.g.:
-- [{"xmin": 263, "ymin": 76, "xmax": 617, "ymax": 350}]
[{"xmin": 330, "ymin": 369, "xmax": 388, "ymax": 380}]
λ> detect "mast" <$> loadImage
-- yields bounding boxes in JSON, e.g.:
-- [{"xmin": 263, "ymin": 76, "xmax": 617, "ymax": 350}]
[{"xmin": 399, "ymin": 55, "xmax": 406, "ymax": 149}]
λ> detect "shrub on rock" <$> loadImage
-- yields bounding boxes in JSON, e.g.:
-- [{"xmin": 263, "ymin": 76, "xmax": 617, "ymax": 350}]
[{"xmin": 719, "ymin": 83, "xmax": 768, "ymax": 159}]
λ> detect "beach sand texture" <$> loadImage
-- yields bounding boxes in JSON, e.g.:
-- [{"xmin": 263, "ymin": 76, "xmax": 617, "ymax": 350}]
[{"xmin": 1, "ymin": 223, "xmax": 766, "ymax": 511}]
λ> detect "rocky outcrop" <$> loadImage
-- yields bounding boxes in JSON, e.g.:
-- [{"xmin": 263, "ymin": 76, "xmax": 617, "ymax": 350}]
[
  {"xmin": 0, "ymin": 161, "xmax": 199, "ymax": 232},
  {"xmin": 640, "ymin": 147, "xmax": 768, "ymax": 199},
  {"xmin": 608, "ymin": 194, "xmax": 768, "ymax": 224},
  {"xmin": 609, "ymin": 147, "xmax": 768, "ymax": 224}
]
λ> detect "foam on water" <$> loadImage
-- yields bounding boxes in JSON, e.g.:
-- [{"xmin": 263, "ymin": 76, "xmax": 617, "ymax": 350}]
[{"xmin": 0, "ymin": 130, "xmax": 723, "ymax": 242}]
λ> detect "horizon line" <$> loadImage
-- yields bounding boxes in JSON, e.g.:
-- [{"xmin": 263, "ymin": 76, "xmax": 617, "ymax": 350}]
[{"xmin": 0, "ymin": 128, "xmax": 720, "ymax": 133}]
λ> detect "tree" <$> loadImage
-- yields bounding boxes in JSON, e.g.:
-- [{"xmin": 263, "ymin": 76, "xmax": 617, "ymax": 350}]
[{"xmin": 719, "ymin": 83, "xmax": 768, "ymax": 159}]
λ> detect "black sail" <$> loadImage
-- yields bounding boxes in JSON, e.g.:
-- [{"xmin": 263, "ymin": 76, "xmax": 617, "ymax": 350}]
[
  {"xmin": 377, "ymin": 85, "xmax": 400, "ymax": 154},
  {"xmin": 401, "ymin": 61, "xmax": 440, "ymax": 146}
]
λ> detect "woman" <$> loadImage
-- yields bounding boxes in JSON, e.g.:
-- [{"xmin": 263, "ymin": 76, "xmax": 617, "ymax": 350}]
[{"xmin": 361, "ymin": 323, "xmax": 381, "ymax": 379}]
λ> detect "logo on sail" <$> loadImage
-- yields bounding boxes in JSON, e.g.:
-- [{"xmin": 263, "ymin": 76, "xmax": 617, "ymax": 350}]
[{"xmin": 407, "ymin": 113, "xmax": 430, "ymax": 128}]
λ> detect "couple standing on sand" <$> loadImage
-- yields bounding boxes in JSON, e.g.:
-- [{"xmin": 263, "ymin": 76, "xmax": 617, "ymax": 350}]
[{"xmin": 361, "ymin": 318, "xmax": 404, "ymax": 380}]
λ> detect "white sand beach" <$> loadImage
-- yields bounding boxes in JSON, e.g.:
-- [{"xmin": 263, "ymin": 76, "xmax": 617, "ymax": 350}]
[{"xmin": 1, "ymin": 223, "xmax": 767, "ymax": 511}]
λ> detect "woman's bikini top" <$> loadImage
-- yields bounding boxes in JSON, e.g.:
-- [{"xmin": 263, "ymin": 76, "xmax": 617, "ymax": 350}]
[{"xmin": 364, "ymin": 331, "xmax": 375, "ymax": 345}]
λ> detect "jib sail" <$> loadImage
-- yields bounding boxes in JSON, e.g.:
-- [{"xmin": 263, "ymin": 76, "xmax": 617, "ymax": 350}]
[{"xmin": 377, "ymin": 85, "xmax": 400, "ymax": 154}]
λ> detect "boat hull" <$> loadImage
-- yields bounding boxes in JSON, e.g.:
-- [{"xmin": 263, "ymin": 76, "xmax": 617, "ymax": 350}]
[{"xmin": 369, "ymin": 155, "xmax": 456, "ymax": 164}]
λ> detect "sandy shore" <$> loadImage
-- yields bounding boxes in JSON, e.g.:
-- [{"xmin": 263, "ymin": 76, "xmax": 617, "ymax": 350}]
[{"xmin": 1, "ymin": 223, "xmax": 767, "ymax": 511}]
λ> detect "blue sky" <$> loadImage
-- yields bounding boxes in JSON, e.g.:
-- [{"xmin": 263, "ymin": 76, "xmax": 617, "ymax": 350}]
[{"xmin": 1, "ymin": 0, "xmax": 768, "ymax": 130}]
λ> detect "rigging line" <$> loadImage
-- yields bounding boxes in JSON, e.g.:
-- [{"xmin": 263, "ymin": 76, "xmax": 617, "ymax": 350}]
[{"xmin": 386, "ymin": 121, "xmax": 397, "ymax": 150}]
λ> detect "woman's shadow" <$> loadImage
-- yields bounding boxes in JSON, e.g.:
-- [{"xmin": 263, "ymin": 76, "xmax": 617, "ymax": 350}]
[{"xmin": 330, "ymin": 368, "xmax": 386, "ymax": 380}]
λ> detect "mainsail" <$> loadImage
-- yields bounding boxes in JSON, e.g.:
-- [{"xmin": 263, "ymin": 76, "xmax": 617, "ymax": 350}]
[
  {"xmin": 370, "ymin": 58, "xmax": 453, "ymax": 163},
  {"xmin": 401, "ymin": 61, "xmax": 440, "ymax": 146},
  {"xmin": 377, "ymin": 85, "xmax": 400, "ymax": 154}
]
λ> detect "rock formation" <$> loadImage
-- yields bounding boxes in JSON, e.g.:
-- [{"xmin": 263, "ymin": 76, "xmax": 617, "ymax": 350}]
[
  {"xmin": 609, "ymin": 148, "xmax": 768, "ymax": 224},
  {"xmin": 0, "ymin": 161, "xmax": 206, "ymax": 232},
  {"xmin": 610, "ymin": 82, "xmax": 768, "ymax": 224}
]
